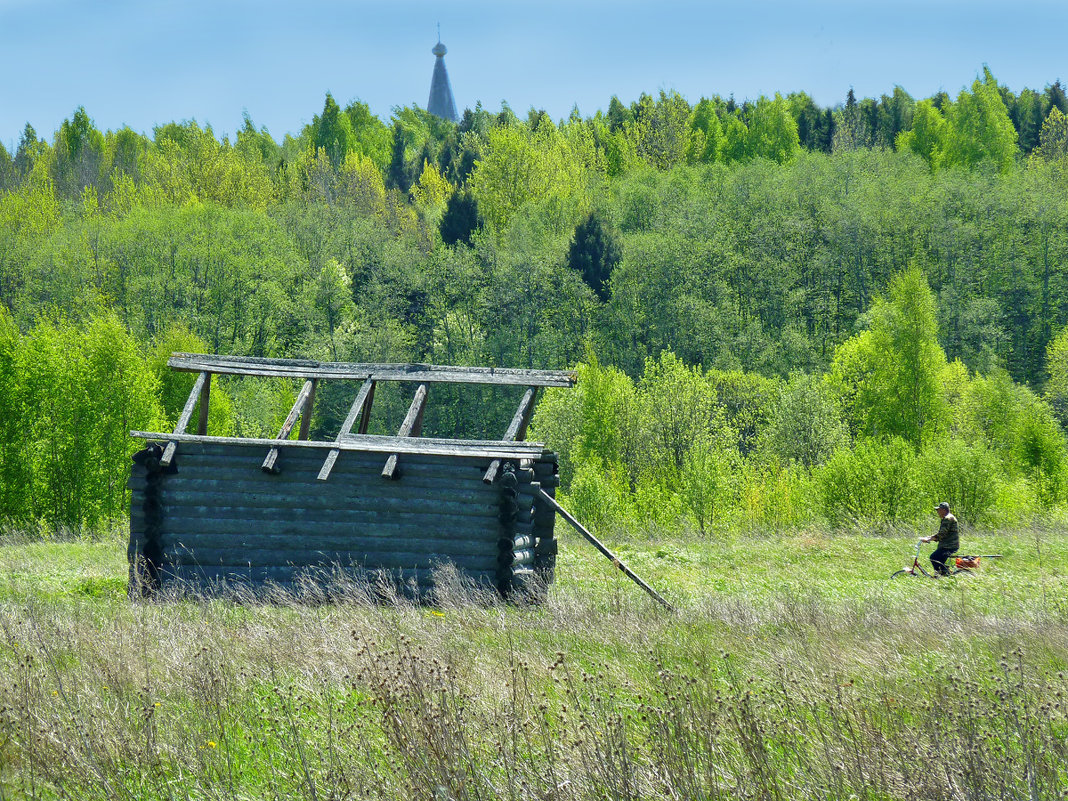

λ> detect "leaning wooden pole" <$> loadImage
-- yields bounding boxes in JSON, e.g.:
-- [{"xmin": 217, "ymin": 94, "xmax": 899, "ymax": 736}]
[{"xmin": 535, "ymin": 488, "xmax": 674, "ymax": 612}]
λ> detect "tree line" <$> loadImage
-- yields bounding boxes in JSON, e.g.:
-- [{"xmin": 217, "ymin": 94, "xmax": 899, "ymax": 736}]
[{"xmin": 0, "ymin": 67, "xmax": 1067, "ymax": 531}]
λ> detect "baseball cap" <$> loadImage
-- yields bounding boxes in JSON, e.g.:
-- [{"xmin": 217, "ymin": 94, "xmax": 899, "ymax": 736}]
[{"xmin": 935, "ymin": 501, "xmax": 950, "ymax": 512}]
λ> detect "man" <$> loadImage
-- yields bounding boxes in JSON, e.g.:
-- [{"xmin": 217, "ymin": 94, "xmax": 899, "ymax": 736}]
[{"xmin": 922, "ymin": 502, "xmax": 959, "ymax": 576}]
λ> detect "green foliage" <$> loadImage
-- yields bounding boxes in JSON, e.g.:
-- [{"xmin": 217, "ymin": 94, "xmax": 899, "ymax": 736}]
[
  {"xmin": 1047, "ymin": 327, "xmax": 1068, "ymax": 426},
  {"xmin": 1012, "ymin": 400, "xmax": 1067, "ymax": 504},
  {"xmin": 746, "ymin": 94, "xmax": 801, "ymax": 164},
  {"xmin": 687, "ymin": 98, "xmax": 723, "ymax": 164},
  {"xmin": 148, "ymin": 323, "xmax": 234, "ymax": 435},
  {"xmin": 941, "ymin": 68, "xmax": 1018, "ymax": 172},
  {"xmin": 2, "ymin": 81, "xmax": 1068, "ymax": 531},
  {"xmin": 817, "ymin": 437, "xmax": 921, "ymax": 526},
  {"xmin": 637, "ymin": 351, "xmax": 725, "ymax": 475},
  {"xmin": 439, "ymin": 191, "xmax": 482, "ymax": 247},
  {"xmin": 829, "ymin": 266, "xmax": 949, "ymax": 446},
  {"xmin": 896, "ymin": 99, "xmax": 945, "ymax": 166},
  {"xmin": 52, "ymin": 107, "xmax": 105, "ymax": 197},
  {"xmin": 678, "ymin": 440, "xmax": 739, "ymax": 536},
  {"xmin": 0, "ymin": 307, "xmax": 28, "ymax": 520},
  {"xmin": 469, "ymin": 122, "xmax": 592, "ymax": 236},
  {"xmin": 918, "ymin": 437, "xmax": 1003, "ymax": 524},
  {"xmin": 14, "ymin": 314, "xmax": 162, "ymax": 531},
  {"xmin": 762, "ymin": 371, "xmax": 849, "ymax": 467},
  {"xmin": 310, "ymin": 93, "xmax": 355, "ymax": 168},
  {"xmin": 1032, "ymin": 106, "xmax": 1068, "ymax": 161}
]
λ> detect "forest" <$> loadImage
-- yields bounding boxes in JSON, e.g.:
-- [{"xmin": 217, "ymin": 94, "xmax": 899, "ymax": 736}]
[{"xmin": 1, "ymin": 66, "xmax": 1067, "ymax": 534}]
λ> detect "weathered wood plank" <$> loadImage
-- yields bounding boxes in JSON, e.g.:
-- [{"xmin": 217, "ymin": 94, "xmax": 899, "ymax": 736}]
[
  {"xmin": 160, "ymin": 469, "xmax": 501, "ymax": 495},
  {"xmin": 139, "ymin": 518, "xmax": 504, "ymax": 549},
  {"xmin": 148, "ymin": 490, "xmax": 503, "ymax": 518},
  {"xmin": 158, "ymin": 530, "xmax": 501, "ymax": 555},
  {"xmin": 262, "ymin": 379, "xmax": 316, "ymax": 473},
  {"xmin": 196, "ymin": 372, "xmax": 211, "ymax": 435},
  {"xmin": 168, "ymin": 353, "xmax": 577, "ymax": 387},
  {"xmin": 163, "ymin": 546, "xmax": 499, "ymax": 572},
  {"xmin": 383, "ymin": 383, "xmax": 428, "ymax": 479},
  {"xmin": 162, "ymin": 564, "xmax": 499, "ymax": 587},
  {"xmin": 317, "ymin": 378, "xmax": 375, "ymax": 481},
  {"xmin": 169, "ymin": 435, "xmax": 543, "ymax": 461},
  {"xmin": 160, "ymin": 372, "xmax": 207, "ymax": 468},
  {"xmin": 538, "ymin": 488, "xmax": 673, "ymax": 612},
  {"xmin": 358, "ymin": 380, "xmax": 376, "ymax": 434},
  {"xmin": 160, "ymin": 445, "xmax": 494, "ymax": 473},
  {"xmin": 483, "ymin": 386, "xmax": 539, "ymax": 484},
  {"xmin": 163, "ymin": 460, "xmax": 495, "ymax": 488},
  {"xmin": 297, "ymin": 379, "xmax": 318, "ymax": 441},
  {"xmin": 131, "ymin": 431, "xmax": 545, "ymax": 461}
]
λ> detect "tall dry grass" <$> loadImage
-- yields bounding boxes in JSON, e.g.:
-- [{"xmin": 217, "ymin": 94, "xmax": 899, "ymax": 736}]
[{"xmin": 1, "ymin": 567, "xmax": 1067, "ymax": 800}]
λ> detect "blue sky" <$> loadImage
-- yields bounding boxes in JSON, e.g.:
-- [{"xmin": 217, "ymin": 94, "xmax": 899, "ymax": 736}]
[{"xmin": 1, "ymin": 0, "xmax": 1065, "ymax": 149}]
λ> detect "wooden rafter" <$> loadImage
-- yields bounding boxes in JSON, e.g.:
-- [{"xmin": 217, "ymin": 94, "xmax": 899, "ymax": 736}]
[
  {"xmin": 382, "ymin": 383, "xmax": 428, "ymax": 479},
  {"xmin": 261, "ymin": 379, "xmax": 317, "ymax": 473},
  {"xmin": 160, "ymin": 371, "xmax": 207, "ymax": 468},
  {"xmin": 317, "ymin": 377, "xmax": 375, "ymax": 481},
  {"xmin": 482, "ymin": 386, "xmax": 539, "ymax": 484}
]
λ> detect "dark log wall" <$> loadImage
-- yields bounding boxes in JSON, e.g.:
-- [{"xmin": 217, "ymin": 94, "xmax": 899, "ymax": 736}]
[{"xmin": 128, "ymin": 441, "xmax": 557, "ymax": 600}]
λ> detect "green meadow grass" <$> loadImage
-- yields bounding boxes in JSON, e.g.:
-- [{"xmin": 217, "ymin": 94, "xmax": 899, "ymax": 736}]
[{"xmin": 1, "ymin": 525, "xmax": 1066, "ymax": 800}]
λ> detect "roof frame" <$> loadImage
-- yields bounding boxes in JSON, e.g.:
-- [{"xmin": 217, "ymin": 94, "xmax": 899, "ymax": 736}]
[{"xmin": 139, "ymin": 353, "xmax": 576, "ymax": 481}]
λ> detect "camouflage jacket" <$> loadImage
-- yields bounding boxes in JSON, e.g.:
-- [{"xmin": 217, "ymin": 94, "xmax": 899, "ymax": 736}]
[{"xmin": 933, "ymin": 513, "xmax": 959, "ymax": 550}]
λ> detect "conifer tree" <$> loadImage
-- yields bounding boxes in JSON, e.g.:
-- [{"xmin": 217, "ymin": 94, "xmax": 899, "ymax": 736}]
[
  {"xmin": 0, "ymin": 143, "xmax": 14, "ymax": 191},
  {"xmin": 439, "ymin": 191, "xmax": 481, "ymax": 247},
  {"xmin": 567, "ymin": 212, "xmax": 621, "ymax": 301}
]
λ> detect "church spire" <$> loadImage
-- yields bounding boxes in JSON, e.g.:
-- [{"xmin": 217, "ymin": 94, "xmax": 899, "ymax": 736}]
[{"xmin": 427, "ymin": 27, "xmax": 459, "ymax": 123}]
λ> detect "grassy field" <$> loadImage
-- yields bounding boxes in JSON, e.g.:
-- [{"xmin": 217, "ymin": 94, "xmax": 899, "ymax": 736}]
[{"xmin": 1, "ymin": 523, "xmax": 1067, "ymax": 800}]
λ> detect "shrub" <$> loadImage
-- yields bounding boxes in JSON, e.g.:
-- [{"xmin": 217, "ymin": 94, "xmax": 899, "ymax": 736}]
[
  {"xmin": 678, "ymin": 440, "xmax": 740, "ymax": 536},
  {"xmin": 761, "ymin": 371, "xmax": 848, "ymax": 467},
  {"xmin": 1013, "ymin": 401, "xmax": 1067, "ymax": 504},
  {"xmin": 918, "ymin": 437, "xmax": 1002, "ymax": 525},
  {"xmin": 564, "ymin": 458, "xmax": 632, "ymax": 532},
  {"xmin": 16, "ymin": 314, "xmax": 162, "ymax": 531},
  {"xmin": 817, "ymin": 437, "xmax": 921, "ymax": 527},
  {"xmin": 737, "ymin": 459, "xmax": 818, "ymax": 532}
]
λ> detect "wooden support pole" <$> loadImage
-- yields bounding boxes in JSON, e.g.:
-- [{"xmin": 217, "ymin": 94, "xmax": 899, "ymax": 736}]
[
  {"xmin": 317, "ymin": 377, "xmax": 374, "ymax": 481},
  {"xmin": 262, "ymin": 379, "xmax": 316, "ymax": 474},
  {"xmin": 381, "ymin": 383, "xmax": 428, "ymax": 480},
  {"xmin": 536, "ymin": 488, "xmax": 674, "ymax": 612},
  {"xmin": 160, "ymin": 372, "xmax": 207, "ymax": 468},
  {"xmin": 357, "ymin": 381, "xmax": 376, "ymax": 434},
  {"xmin": 483, "ymin": 386, "xmax": 539, "ymax": 484},
  {"xmin": 196, "ymin": 373, "xmax": 211, "ymax": 435},
  {"xmin": 297, "ymin": 379, "xmax": 318, "ymax": 440}
]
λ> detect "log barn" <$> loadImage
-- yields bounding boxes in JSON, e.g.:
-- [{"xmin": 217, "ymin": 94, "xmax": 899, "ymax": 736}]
[{"xmin": 127, "ymin": 354, "xmax": 574, "ymax": 600}]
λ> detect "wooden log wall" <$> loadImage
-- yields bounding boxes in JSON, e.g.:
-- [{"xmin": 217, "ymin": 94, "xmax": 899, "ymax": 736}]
[
  {"xmin": 128, "ymin": 440, "xmax": 558, "ymax": 601},
  {"xmin": 495, "ymin": 456, "xmax": 559, "ymax": 600}
]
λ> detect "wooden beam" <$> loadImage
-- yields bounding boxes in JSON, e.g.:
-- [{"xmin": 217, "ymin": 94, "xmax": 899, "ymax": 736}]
[
  {"xmin": 160, "ymin": 372, "xmax": 207, "ymax": 468},
  {"xmin": 382, "ymin": 383, "xmax": 428, "ymax": 479},
  {"xmin": 357, "ymin": 381, "xmax": 376, "ymax": 434},
  {"xmin": 316, "ymin": 378, "xmax": 374, "ymax": 481},
  {"xmin": 262, "ymin": 380, "xmax": 316, "ymax": 473},
  {"xmin": 536, "ymin": 489, "xmax": 674, "ymax": 612},
  {"xmin": 297, "ymin": 379, "xmax": 318, "ymax": 441},
  {"xmin": 483, "ymin": 386, "xmax": 539, "ymax": 484},
  {"xmin": 131, "ymin": 431, "xmax": 546, "ymax": 460},
  {"xmin": 167, "ymin": 353, "xmax": 577, "ymax": 388},
  {"xmin": 196, "ymin": 372, "xmax": 211, "ymax": 435}
]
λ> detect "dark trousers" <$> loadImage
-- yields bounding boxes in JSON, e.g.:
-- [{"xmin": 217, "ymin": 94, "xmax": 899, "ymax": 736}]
[{"xmin": 930, "ymin": 546, "xmax": 957, "ymax": 575}]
